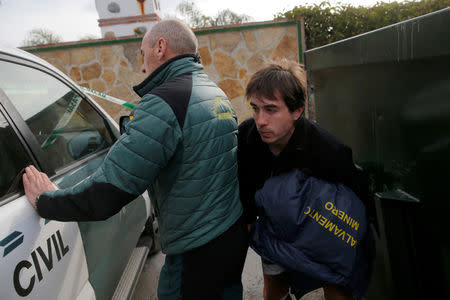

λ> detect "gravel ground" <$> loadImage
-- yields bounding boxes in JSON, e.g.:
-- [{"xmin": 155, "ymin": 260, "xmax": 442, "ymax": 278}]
[{"xmin": 132, "ymin": 248, "xmax": 324, "ymax": 300}]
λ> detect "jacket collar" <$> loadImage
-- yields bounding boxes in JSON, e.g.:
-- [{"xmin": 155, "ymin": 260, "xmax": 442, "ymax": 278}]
[
  {"xmin": 133, "ymin": 54, "xmax": 202, "ymax": 97},
  {"xmin": 283, "ymin": 117, "xmax": 309, "ymax": 154}
]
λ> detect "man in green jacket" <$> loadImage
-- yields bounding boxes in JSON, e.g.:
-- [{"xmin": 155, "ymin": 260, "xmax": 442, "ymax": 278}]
[{"xmin": 23, "ymin": 19, "xmax": 247, "ymax": 300}]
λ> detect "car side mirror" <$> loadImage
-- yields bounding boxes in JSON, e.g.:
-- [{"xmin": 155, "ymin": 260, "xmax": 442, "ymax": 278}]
[
  {"xmin": 67, "ymin": 130, "xmax": 105, "ymax": 160},
  {"xmin": 119, "ymin": 116, "xmax": 130, "ymax": 135}
]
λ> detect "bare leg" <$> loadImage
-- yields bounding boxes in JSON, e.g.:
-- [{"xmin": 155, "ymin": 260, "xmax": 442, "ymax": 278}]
[
  {"xmin": 323, "ymin": 285, "xmax": 355, "ymax": 300},
  {"xmin": 263, "ymin": 273, "xmax": 290, "ymax": 300}
]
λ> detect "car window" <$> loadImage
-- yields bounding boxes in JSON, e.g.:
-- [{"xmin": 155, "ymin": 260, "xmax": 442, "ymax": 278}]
[
  {"xmin": 0, "ymin": 112, "xmax": 32, "ymax": 199},
  {"xmin": 0, "ymin": 60, "xmax": 114, "ymax": 172}
]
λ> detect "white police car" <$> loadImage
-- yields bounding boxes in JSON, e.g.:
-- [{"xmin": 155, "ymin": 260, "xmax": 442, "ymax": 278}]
[{"xmin": 0, "ymin": 45, "xmax": 156, "ymax": 300}]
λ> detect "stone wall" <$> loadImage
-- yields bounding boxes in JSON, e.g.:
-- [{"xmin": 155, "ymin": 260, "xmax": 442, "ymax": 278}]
[{"xmin": 25, "ymin": 20, "xmax": 304, "ymax": 123}]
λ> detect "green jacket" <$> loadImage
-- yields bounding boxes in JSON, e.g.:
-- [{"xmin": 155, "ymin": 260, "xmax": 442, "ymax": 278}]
[{"xmin": 37, "ymin": 55, "xmax": 243, "ymax": 255}]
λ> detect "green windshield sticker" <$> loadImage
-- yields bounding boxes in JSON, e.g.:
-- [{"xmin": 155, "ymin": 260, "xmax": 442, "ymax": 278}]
[{"xmin": 41, "ymin": 94, "xmax": 82, "ymax": 150}]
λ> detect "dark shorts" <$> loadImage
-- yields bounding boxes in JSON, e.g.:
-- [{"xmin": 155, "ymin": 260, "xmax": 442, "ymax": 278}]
[{"xmin": 158, "ymin": 216, "xmax": 248, "ymax": 300}]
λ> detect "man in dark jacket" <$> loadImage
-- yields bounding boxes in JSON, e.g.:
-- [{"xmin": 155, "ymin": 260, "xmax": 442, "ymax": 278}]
[
  {"xmin": 23, "ymin": 19, "xmax": 247, "ymax": 300},
  {"xmin": 238, "ymin": 59, "xmax": 368, "ymax": 299}
]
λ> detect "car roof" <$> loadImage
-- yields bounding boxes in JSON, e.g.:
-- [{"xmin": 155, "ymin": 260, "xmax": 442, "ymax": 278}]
[{"xmin": 0, "ymin": 44, "xmax": 71, "ymax": 82}]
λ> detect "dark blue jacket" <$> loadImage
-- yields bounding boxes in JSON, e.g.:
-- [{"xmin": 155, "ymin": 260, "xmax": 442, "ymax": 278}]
[
  {"xmin": 238, "ymin": 117, "xmax": 371, "ymax": 226},
  {"xmin": 249, "ymin": 170, "xmax": 374, "ymax": 299}
]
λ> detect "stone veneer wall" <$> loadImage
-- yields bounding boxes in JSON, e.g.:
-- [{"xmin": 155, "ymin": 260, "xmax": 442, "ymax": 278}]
[{"xmin": 25, "ymin": 20, "xmax": 305, "ymax": 124}]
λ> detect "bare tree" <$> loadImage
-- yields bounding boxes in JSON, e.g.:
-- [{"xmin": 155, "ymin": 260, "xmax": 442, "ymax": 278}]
[
  {"xmin": 22, "ymin": 28, "xmax": 62, "ymax": 46},
  {"xmin": 211, "ymin": 9, "xmax": 252, "ymax": 27},
  {"xmin": 177, "ymin": 1, "xmax": 252, "ymax": 28},
  {"xmin": 78, "ymin": 34, "xmax": 100, "ymax": 41}
]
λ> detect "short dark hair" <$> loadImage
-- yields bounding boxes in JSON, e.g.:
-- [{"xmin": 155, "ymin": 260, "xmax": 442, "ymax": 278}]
[{"xmin": 245, "ymin": 59, "xmax": 306, "ymax": 112}]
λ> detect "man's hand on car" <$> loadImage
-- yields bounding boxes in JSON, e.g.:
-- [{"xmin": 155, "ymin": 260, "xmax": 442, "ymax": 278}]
[{"xmin": 22, "ymin": 165, "xmax": 55, "ymax": 209}]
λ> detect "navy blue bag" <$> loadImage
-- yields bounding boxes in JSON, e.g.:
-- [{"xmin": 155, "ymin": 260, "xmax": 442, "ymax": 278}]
[{"xmin": 249, "ymin": 170, "xmax": 374, "ymax": 299}]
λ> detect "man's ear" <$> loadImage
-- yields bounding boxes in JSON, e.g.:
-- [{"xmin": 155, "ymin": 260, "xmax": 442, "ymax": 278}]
[
  {"xmin": 156, "ymin": 37, "xmax": 168, "ymax": 60},
  {"xmin": 293, "ymin": 106, "xmax": 305, "ymax": 120}
]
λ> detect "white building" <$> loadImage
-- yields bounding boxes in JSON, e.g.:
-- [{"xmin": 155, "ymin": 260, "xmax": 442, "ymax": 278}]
[{"xmin": 95, "ymin": 0, "xmax": 161, "ymax": 38}]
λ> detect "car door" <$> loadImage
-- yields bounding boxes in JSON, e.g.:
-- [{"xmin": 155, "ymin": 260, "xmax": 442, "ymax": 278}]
[
  {"xmin": 0, "ymin": 52, "xmax": 148, "ymax": 299},
  {"xmin": 0, "ymin": 88, "xmax": 93, "ymax": 299}
]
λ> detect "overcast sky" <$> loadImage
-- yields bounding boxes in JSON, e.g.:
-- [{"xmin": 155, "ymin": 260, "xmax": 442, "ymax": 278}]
[{"xmin": 0, "ymin": 0, "xmax": 389, "ymax": 48}]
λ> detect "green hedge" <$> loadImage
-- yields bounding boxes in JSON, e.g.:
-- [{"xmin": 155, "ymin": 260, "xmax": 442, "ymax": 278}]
[{"xmin": 277, "ymin": 0, "xmax": 450, "ymax": 49}]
